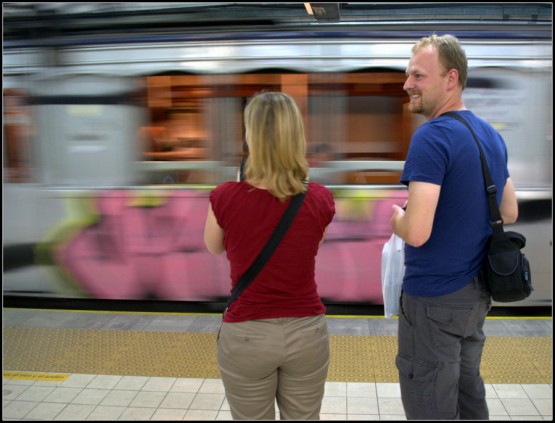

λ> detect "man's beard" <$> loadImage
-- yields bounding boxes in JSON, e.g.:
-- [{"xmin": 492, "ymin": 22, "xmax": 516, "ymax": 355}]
[{"xmin": 407, "ymin": 93, "xmax": 424, "ymax": 115}]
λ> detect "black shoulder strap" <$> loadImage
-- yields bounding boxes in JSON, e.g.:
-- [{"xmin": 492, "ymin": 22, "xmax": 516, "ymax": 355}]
[
  {"xmin": 441, "ymin": 111, "xmax": 502, "ymax": 225},
  {"xmin": 225, "ymin": 190, "xmax": 306, "ymax": 312}
]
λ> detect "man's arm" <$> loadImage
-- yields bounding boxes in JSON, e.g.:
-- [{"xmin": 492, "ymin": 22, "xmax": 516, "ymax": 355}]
[{"xmin": 391, "ymin": 181, "xmax": 441, "ymax": 247}]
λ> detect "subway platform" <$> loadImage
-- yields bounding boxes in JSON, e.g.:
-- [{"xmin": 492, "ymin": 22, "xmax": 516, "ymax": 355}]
[{"xmin": 2, "ymin": 307, "xmax": 552, "ymax": 420}]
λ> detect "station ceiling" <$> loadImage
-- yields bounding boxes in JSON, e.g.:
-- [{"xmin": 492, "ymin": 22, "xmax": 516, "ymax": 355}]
[{"xmin": 3, "ymin": 2, "xmax": 552, "ymax": 40}]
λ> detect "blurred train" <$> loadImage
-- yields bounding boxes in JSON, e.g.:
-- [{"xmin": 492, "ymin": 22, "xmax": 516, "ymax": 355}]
[{"xmin": 3, "ymin": 4, "xmax": 552, "ymax": 310}]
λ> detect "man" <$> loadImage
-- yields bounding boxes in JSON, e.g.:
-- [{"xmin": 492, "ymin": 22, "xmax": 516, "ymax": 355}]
[{"xmin": 390, "ymin": 34, "xmax": 518, "ymax": 420}]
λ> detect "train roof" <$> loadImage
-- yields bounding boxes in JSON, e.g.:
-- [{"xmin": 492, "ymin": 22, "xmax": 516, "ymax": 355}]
[{"xmin": 3, "ymin": 2, "xmax": 553, "ymax": 48}]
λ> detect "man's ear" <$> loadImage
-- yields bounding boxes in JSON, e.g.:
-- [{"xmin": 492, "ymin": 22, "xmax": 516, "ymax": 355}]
[{"xmin": 446, "ymin": 68, "xmax": 460, "ymax": 90}]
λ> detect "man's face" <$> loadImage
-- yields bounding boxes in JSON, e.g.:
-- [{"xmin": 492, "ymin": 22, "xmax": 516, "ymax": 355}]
[{"xmin": 403, "ymin": 45, "xmax": 449, "ymax": 119}]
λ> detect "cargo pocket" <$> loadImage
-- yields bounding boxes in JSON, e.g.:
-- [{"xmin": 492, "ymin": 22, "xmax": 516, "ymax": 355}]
[{"xmin": 396, "ymin": 355, "xmax": 438, "ymax": 419}]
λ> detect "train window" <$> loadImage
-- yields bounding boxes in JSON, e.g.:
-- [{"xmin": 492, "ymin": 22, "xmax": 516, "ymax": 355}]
[
  {"xmin": 307, "ymin": 72, "xmax": 411, "ymax": 185},
  {"xmin": 140, "ymin": 71, "xmax": 414, "ymax": 186},
  {"xmin": 3, "ymin": 88, "xmax": 34, "ymax": 183}
]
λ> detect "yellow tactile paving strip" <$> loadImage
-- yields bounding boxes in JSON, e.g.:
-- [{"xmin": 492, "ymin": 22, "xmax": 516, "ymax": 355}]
[
  {"xmin": 3, "ymin": 371, "xmax": 70, "ymax": 382},
  {"xmin": 3, "ymin": 327, "xmax": 551, "ymax": 384}
]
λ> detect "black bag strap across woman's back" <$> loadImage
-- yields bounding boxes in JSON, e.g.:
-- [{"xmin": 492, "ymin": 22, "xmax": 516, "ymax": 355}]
[{"xmin": 224, "ymin": 190, "xmax": 306, "ymax": 316}]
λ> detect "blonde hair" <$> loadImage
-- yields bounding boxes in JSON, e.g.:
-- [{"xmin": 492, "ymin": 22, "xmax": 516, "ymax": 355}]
[
  {"xmin": 413, "ymin": 34, "xmax": 468, "ymax": 90},
  {"xmin": 243, "ymin": 92, "xmax": 308, "ymax": 200}
]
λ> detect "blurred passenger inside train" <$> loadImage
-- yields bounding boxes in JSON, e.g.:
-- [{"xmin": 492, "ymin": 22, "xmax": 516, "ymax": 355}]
[
  {"xmin": 308, "ymin": 142, "xmax": 334, "ymax": 166},
  {"xmin": 390, "ymin": 34, "xmax": 518, "ymax": 420},
  {"xmin": 307, "ymin": 142, "xmax": 344, "ymax": 184},
  {"xmin": 140, "ymin": 109, "xmax": 206, "ymax": 160},
  {"xmin": 3, "ymin": 88, "xmax": 33, "ymax": 182},
  {"xmin": 204, "ymin": 91, "xmax": 335, "ymax": 420}
]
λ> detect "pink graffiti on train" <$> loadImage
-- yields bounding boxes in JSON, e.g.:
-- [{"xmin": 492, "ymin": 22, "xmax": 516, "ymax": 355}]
[{"xmin": 52, "ymin": 189, "xmax": 407, "ymax": 303}]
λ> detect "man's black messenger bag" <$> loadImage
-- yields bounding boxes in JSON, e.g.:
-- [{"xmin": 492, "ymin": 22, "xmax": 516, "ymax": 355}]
[
  {"xmin": 443, "ymin": 112, "xmax": 533, "ymax": 303},
  {"xmin": 483, "ymin": 226, "xmax": 532, "ymax": 302}
]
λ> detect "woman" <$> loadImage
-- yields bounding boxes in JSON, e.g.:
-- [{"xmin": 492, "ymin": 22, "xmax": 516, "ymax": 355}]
[{"xmin": 204, "ymin": 91, "xmax": 335, "ymax": 420}]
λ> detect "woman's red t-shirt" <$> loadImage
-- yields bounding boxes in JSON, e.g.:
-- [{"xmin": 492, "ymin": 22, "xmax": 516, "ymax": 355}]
[{"xmin": 210, "ymin": 181, "xmax": 335, "ymax": 322}]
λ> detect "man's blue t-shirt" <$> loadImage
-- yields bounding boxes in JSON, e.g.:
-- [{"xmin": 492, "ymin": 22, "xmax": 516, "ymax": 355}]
[{"xmin": 401, "ymin": 111, "xmax": 510, "ymax": 297}]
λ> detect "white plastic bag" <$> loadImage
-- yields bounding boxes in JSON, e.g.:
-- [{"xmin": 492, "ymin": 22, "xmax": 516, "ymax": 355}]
[{"xmin": 381, "ymin": 233, "xmax": 405, "ymax": 318}]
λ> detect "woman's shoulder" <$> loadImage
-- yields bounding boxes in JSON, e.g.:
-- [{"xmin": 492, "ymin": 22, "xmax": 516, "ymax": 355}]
[
  {"xmin": 214, "ymin": 181, "xmax": 235, "ymax": 189},
  {"xmin": 307, "ymin": 182, "xmax": 334, "ymax": 202},
  {"xmin": 306, "ymin": 183, "xmax": 335, "ymax": 221},
  {"xmin": 213, "ymin": 181, "xmax": 243, "ymax": 193},
  {"xmin": 308, "ymin": 181, "xmax": 330, "ymax": 193},
  {"xmin": 211, "ymin": 181, "xmax": 245, "ymax": 200}
]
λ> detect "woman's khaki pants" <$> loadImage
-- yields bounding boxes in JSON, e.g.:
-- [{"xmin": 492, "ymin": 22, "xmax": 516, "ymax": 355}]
[{"xmin": 217, "ymin": 314, "xmax": 329, "ymax": 420}]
